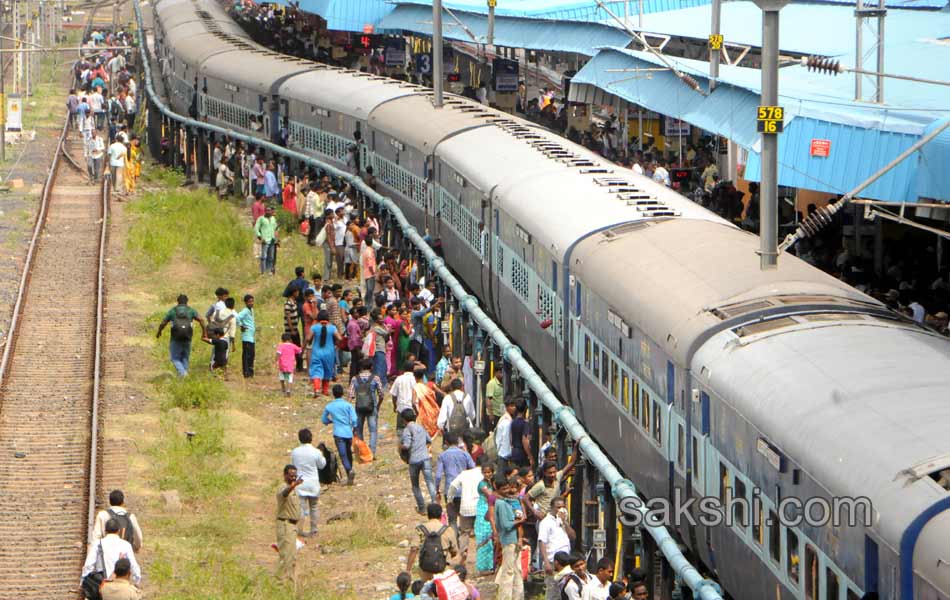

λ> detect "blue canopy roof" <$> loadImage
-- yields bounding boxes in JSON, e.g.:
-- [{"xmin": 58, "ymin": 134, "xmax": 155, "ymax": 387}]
[
  {"xmin": 390, "ymin": 0, "xmax": 712, "ymax": 20},
  {"xmin": 378, "ymin": 4, "xmax": 633, "ymax": 55},
  {"xmin": 273, "ymin": 0, "xmax": 393, "ymax": 32},
  {"xmin": 571, "ymin": 47, "xmax": 950, "ymax": 201}
]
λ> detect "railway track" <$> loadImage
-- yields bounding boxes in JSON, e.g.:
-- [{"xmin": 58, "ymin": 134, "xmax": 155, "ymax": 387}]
[{"xmin": 0, "ymin": 115, "xmax": 109, "ymax": 597}]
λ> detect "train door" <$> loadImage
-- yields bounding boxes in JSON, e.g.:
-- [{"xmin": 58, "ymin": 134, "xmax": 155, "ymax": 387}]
[
  {"xmin": 279, "ymin": 98, "xmax": 290, "ymax": 143},
  {"xmin": 258, "ymin": 95, "xmax": 268, "ymax": 137}
]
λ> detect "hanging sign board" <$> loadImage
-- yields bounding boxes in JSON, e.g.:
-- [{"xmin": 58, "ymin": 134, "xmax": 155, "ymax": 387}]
[{"xmin": 5, "ymin": 94, "xmax": 22, "ymax": 131}]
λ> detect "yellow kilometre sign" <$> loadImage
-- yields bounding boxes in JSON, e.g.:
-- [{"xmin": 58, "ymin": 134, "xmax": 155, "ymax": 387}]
[
  {"xmin": 708, "ymin": 34, "xmax": 723, "ymax": 50},
  {"xmin": 488, "ymin": 0, "xmax": 497, "ymax": 6},
  {"xmin": 757, "ymin": 105, "xmax": 784, "ymax": 134}
]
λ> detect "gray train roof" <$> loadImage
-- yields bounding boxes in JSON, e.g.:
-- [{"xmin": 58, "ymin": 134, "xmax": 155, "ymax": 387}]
[
  {"xmin": 200, "ymin": 51, "xmax": 320, "ymax": 94},
  {"xmin": 695, "ymin": 323, "xmax": 950, "ymax": 548},
  {"xmin": 279, "ymin": 70, "xmax": 421, "ymax": 121},
  {"xmin": 161, "ymin": 32, "xmax": 243, "ymax": 69},
  {"xmin": 368, "ymin": 94, "xmax": 504, "ymax": 154},
  {"xmin": 570, "ymin": 218, "xmax": 878, "ymax": 365}
]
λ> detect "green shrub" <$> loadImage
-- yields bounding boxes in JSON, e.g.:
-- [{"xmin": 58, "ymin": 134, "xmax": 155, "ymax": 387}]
[
  {"xmin": 160, "ymin": 371, "xmax": 228, "ymax": 410},
  {"xmin": 274, "ymin": 207, "xmax": 299, "ymax": 234}
]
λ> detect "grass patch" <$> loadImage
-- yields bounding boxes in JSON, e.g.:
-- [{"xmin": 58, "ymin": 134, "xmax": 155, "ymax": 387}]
[
  {"xmin": 126, "ymin": 189, "xmax": 251, "ymax": 275},
  {"xmin": 151, "ymin": 409, "xmax": 240, "ymax": 498},
  {"xmin": 159, "ymin": 371, "xmax": 229, "ymax": 410}
]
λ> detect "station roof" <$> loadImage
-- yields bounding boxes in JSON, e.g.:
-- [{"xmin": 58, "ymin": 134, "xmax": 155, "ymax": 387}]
[
  {"xmin": 571, "ymin": 47, "xmax": 950, "ymax": 201},
  {"xmin": 272, "ymin": 0, "xmax": 394, "ymax": 32},
  {"xmin": 377, "ymin": 3, "xmax": 633, "ymax": 55},
  {"xmin": 388, "ymin": 0, "xmax": 712, "ymax": 21}
]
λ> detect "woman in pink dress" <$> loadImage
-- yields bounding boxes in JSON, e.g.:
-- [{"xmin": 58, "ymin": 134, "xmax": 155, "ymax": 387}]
[{"xmin": 383, "ymin": 304, "xmax": 403, "ymax": 378}]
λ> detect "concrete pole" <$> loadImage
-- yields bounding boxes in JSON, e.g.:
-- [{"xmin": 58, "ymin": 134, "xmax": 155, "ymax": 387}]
[
  {"xmin": 638, "ymin": 0, "xmax": 643, "ymax": 28},
  {"xmin": 432, "ymin": 0, "xmax": 443, "ymax": 108},
  {"xmin": 855, "ymin": 0, "xmax": 862, "ymax": 101},
  {"xmin": 875, "ymin": 0, "xmax": 884, "ymax": 103},
  {"xmin": 1, "ymin": 2, "xmax": 5, "ymax": 161},
  {"xmin": 487, "ymin": 2, "xmax": 494, "ymax": 47},
  {"xmin": 759, "ymin": 8, "xmax": 780, "ymax": 269},
  {"xmin": 709, "ymin": 0, "xmax": 721, "ymax": 91},
  {"xmin": 13, "ymin": 0, "xmax": 19, "ymax": 94}
]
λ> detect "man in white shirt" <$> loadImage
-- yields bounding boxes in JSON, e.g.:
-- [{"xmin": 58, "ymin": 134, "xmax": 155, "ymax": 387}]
[
  {"xmin": 560, "ymin": 554, "xmax": 591, "ymax": 600},
  {"xmin": 494, "ymin": 398, "xmax": 516, "ymax": 461},
  {"xmin": 389, "ymin": 364, "xmax": 416, "ymax": 436},
  {"xmin": 548, "ymin": 553, "xmax": 574, "ymax": 600},
  {"xmin": 85, "ymin": 129, "xmax": 106, "ymax": 182},
  {"xmin": 81, "ymin": 518, "xmax": 142, "ymax": 585},
  {"xmin": 581, "ymin": 558, "xmax": 614, "ymax": 600},
  {"xmin": 538, "ymin": 498, "xmax": 574, "ymax": 577},
  {"xmin": 108, "ymin": 139, "xmax": 127, "ymax": 194},
  {"xmin": 652, "ymin": 159, "xmax": 671, "ymax": 187},
  {"xmin": 436, "ymin": 379, "xmax": 476, "ymax": 434},
  {"xmin": 290, "ymin": 428, "xmax": 326, "ymax": 537},
  {"xmin": 93, "ymin": 490, "xmax": 143, "ymax": 552},
  {"xmin": 447, "ymin": 457, "xmax": 487, "ymax": 562}
]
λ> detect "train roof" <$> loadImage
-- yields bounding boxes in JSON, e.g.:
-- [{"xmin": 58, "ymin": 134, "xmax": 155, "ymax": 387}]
[
  {"xmin": 368, "ymin": 94, "xmax": 506, "ymax": 154},
  {"xmin": 279, "ymin": 70, "xmax": 420, "ymax": 120},
  {"xmin": 698, "ymin": 322, "xmax": 950, "ymax": 547},
  {"xmin": 436, "ymin": 124, "xmax": 720, "ymax": 260},
  {"xmin": 570, "ymin": 218, "xmax": 879, "ymax": 363},
  {"xmin": 201, "ymin": 52, "xmax": 320, "ymax": 94}
]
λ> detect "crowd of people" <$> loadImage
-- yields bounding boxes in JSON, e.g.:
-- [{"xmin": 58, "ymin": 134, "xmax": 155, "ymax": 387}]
[
  {"xmin": 69, "ymin": 29, "xmax": 142, "ymax": 195},
  {"xmin": 81, "ymin": 489, "xmax": 145, "ymax": 599},
  {"xmin": 153, "ymin": 208, "xmax": 665, "ymax": 600}
]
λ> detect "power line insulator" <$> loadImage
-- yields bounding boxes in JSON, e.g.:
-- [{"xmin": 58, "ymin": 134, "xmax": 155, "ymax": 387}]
[
  {"xmin": 803, "ymin": 55, "xmax": 843, "ymax": 76},
  {"xmin": 797, "ymin": 204, "xmax": 838, "ymax": 239}
]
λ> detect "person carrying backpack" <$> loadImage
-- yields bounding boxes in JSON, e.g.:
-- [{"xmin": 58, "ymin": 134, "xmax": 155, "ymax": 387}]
[
  {"xmin": 406, "ymin": 503, "xmax": 459, "ymax": 579},
  {"xmin": 156, "ymin": 294, "xmax": 207, "ymax": 377},
  {"xmin": 437, "ymin": 379, "xmax": 475, "ymax": 437},
  {"xmin": 347, "ymin": 358, "xmax": 384, "ymax": 454},
  {"xmin": 93, "ymin": 490, "xmax": 143, "ymax": 551}
]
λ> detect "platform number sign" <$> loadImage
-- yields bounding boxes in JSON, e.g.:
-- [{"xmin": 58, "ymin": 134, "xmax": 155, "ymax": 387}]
[
  {"xmin": 757, "ymin": 105, "xmax": 784, "ymax": 134},
  {"xmin": 416, "ymin": 53, "xmax": 432, "ymax": 76},
  {"xmin": 708, "ymin": 34, "xmax": 723, "ymax": 50}
]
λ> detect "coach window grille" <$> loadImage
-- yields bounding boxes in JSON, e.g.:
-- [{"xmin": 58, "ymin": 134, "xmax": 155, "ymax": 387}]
[
  {"xmin": 733, "ymin": 477, "xmax": 747, "ymax": 529},
  {"xmin": 632, "ymin": 381, "xmax": 640, "ymax": 421},
  {"xmin": 752, "ymin": 500, "xmax": 764, "ymax": 546},
  {"xmin": 804, "ymin": 544, "xmax": 818, "ymax": 599},
  {"xmin": 583, "ymin": 335, "xmax": 591, "ymax": 370},
  {"xmin": 825, "ymin": 566, "xmax": 840, "ymax": 600},
  {"xmin": 768, "ymin": 510, "xmax": 780, "ymax": 563},
  {"xmin": 621, "ymin": 372, "xmax": 630, "ymax": 413},
  {"xmin": 640, "ymin": 388, "xmax": 649, "ymax": 431},
  {"xmin": 676, "ymin": 424, "xmax": 685, "ymax": 469},
  {"xmin": 787, "ymin": 530, "xmax": 801, "ymax": 584},
  {"xmin": 600, "ymin": 349, "xmax": 608, "ymax": 388},
  {"xmin": 719, "ymin": 462, "xmax": 730, "ymax": 504},
  {"xmin": 652, "ymin": 402, "xmax": 661, "ymax": 445},
  {"xmin": 846, "ymin": 588, "xmax": 859, "ymax": 600},
  {"xmin": 591, "ymin": 343, "xmax": 599, "ymax": 379},
  {"xmin": 610, "ymin": 360, "xmax": 619, "ymax": 401}
]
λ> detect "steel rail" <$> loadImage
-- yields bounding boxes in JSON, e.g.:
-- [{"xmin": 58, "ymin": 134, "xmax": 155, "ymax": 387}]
[
  {"xmin": 87, "ymin": 172, "xmax": 109, "ymax": 540},
  {"xmin": 132, "ymin": 2, "xmax": 723, "ymax": 597}
]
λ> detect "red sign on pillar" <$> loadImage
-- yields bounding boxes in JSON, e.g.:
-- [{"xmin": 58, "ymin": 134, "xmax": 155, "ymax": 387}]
[{"xmin": 810, "ymin": 139, "xmax": 831, "ymax": 157}]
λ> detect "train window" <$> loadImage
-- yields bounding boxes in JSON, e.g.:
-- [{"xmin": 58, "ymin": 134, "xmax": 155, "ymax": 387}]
[
  {"xmin": 592, "ymin": 343, "xmax": 600, "ymax": 378},
  {"xmin": 584, "ymin": 335, "xmax": 591, "ymax": 370},
  {"xmin": 632, "ymin": 381, "xmax": 640, "ymax": 420},
  {"xmin": 826, "ymin": 567, "xmax": 840, "ymax": 600},
  {"xmin": 804, "ymin": 544, "xmax": 818, "ymax": 599},
  {"xmin": 640, "ymin": 389, "xmax": 650, "ymax": 430},
  {"xmin": 734, "ymin": 477, "xmax": 748, "ymax": 529},
  {"xmin": 768, "ymin": 510, "xmax": 780, "ymax": 563},
  {"xmin": 652, "ymin": 402, "xmax": 661, "ymax": 444},
  {"xmin": 752, "ymin": 499, "xmax": 763, "ymax": 545},
  {"xmin": 611, "ymin": 361, "xmax": 619, "ymax": 401},
  {"xmin": 601, "ymin": 350, "xmax": 609, "ymax": 387},
  {"xmin": 621, "ymin": 372, "xmax": 630, "ymax": 412},
  {"xmin": 692, "ymin": 435, "xmax": 701, "ymax": 486},
  {"xmin": 719, "ymin": 463, "xmax": 730, "ymax": 504},
  {"xmin": 787, "ymin": 530, "xmax": 800, "ymax": 584},
  {"xmin": 677, "ymin": 425, "xmax": 685, "ymax": 469},
  {"xmin": 846, "ymin": 590, "xmax": 859, "ymax": 600}
]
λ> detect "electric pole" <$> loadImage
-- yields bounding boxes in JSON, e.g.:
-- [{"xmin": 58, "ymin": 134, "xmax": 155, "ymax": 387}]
[
  {"xmin": 752, "ymin": 0, "xmax": 789, "ymax": 269},
  {"xmin": 432, "ymin": 0, "xmax": 443, "ymax": 107}
]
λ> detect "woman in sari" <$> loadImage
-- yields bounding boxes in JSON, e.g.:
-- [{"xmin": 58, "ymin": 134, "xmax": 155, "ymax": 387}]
[
  {"xmin": 281, "ymin": 178, "xmax": 297, "ymax": 215},
  {"xmin": 383, "ymin": 304, "xmax": 403, "ymax": 379},
  {"xmin": 368, "ymin": 308, "xmax": 390, "ymax": 386},
  {"xmin": 397, "ymin": 306, "xmax": 412, "ymax": 369},
  {"xmin": 123, "ymin": 136, "xmax": 141, "ymax": 194},
  {"xmin": 413, "ymin": 367, "xmax": 441, "ymax": 437},
  {"xmin": 307, "ymin": 309, "xmax": 341, "ymax": 397},
  {"xmin": 474, "ymin": 462, "xmax": 497, "ymax": 575}
]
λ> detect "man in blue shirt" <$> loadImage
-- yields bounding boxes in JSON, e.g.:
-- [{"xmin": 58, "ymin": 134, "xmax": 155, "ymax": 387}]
[
  {"xmin": 321, "ymin": 384, "xmax": 358, "ymax": 485},
  {"xmin": 435, "ymin": 431, "xmax": 475, "ymax": 530},
  {"xmin": 264, "ymin": 160, "xmax": 280, "ymax": 199},
  {"xmin": 235, "ymin": 294, "xmax": 255, "ymax": 378},
  {"xmin": 494, "ymin": 477, "xmax": 525, "ymax": 600},
  {"xmin": 400, "ymin": 409, "xmax": 436, "ymax": 514}
]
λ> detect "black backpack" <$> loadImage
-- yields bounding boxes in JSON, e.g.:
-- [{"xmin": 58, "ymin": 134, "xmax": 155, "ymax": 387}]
[
  {"xmin": 170, "ymin": 306, "xmax": 193, "ymax": 341},
  {"xmin": 416, "ymin": 524, "xmax": 449, "ymax": 573},
  {"xmin": 317, "ymin": 443, "xmax": 339, "ymax": 484},
  {"xmin": 559, "ymin": 573, "xmax": 586, "ymax": 600},
  {"xmin": 107, "ymin": 508, "xmax": 135, "ymax": 545},
  {"xmin": 446, "ymin": 392, "xmax": 468, "ymax": 435},
  {"xmin": 354, "ymin": 376, "xmax": 375, "ymax": 415},
  {"xmin": 81, "ymin": 542, "xmax": 105, "ymax": 600}
]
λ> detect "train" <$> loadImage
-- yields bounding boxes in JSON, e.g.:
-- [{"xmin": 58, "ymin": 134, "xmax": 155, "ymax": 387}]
[{"xmin": 148, "ymin": 1, "xmax": 950, "ymax": 598}]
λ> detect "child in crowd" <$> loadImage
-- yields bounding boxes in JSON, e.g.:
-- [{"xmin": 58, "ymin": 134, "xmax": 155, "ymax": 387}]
[
  {"xmin": 275, "ymin": 333, "xmax": 302, "ymax": 396},
  {"xmin": 204, "ymin": 327, "xmax": 230, "ymax": 373},
  {"xmin": 389, "ymin": 571, "xmax": 414, "ymax": 600}
]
